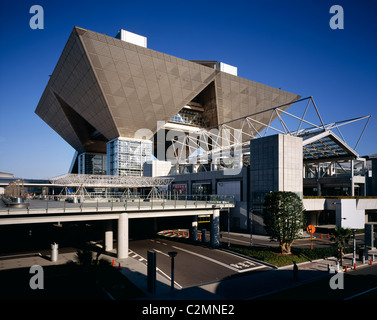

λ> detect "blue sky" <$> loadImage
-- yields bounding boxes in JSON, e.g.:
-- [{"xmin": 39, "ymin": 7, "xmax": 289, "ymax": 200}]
[{"xmin": 0, "ymin": 0, "xmax": 376, "ymax": 178}]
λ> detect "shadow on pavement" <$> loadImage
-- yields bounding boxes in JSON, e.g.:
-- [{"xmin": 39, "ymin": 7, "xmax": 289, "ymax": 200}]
[{"xmin": 214, "ymin": 267, "xmax": 330, "ymax": 300}]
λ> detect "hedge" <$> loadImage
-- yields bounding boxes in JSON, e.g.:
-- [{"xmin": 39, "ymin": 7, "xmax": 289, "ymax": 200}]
[{"xmin": 225, "ymin": 245, "xmax": 352, "ymax": 267}]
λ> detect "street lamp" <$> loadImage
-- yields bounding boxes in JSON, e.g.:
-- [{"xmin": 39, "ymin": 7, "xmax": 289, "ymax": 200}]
[
  {"xmin": 227, "ymin": 207, "xmax": 230, "ymax": 247},
  {"xmin": 249, "ymin": 209, "xmax": 253, "ymax": 248},
  {"xmin": 168, "ymin": 251, "xmax": 177, "ymax": 291},
  {"xmin": 352, "ymin": 229, "xmax": 356, "ymax": 265}
]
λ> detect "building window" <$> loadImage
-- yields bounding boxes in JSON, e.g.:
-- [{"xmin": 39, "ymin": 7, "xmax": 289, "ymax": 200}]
[
  {"xmin": 106, "ymin": 138, "xmax": 152, "ymax": 176},
  {"xmin": 170, "ymin": 109, "xmax": 205, "ymax": 127},
  {"xmin": 78, "ymin": 153, "xmax": 107, "ymax": 175}
]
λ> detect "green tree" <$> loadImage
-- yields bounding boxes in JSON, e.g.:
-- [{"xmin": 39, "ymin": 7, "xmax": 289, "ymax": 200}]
[
  {"xmin": 331, "ymin": 227, "xmax": 352, "ymax": 266},
  {"xmin": 263, "ymin": 191, "xmax": 305, "ymax": 255}
]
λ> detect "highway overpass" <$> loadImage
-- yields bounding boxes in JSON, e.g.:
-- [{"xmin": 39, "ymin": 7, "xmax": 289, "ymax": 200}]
[{"xmin": 0, "ymin": 197, "xmax": 235, "ymax": 259}]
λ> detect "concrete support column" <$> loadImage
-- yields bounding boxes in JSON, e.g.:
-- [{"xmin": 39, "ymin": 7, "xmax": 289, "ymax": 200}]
[
  {"xmin": 190, "ymin": 215, "xmax": 198, "ymax": 241},
  {"xmin": 362, "ymin": 160, "xmax": 367, "ymax": 196},
  {"xmin": 104, "ymin": 220, "xmax": 113, "ymax": 252},
  {"xmin": 317, "ymin": 163, "xmax": 321, "ymax": 196},
  {"xmin": 365, "ymin": 224, "xmax": 375, "ymax": 249},
  {"xmin": 117, "ymin": 213, "xmax": 129, "ymax": 259},
  {"xmin": 351, "ymin": 159, "xmax": 355, "ymax": 196},
  {"xmin": 210, "ymin": 209, "xmax": 220, "ymax": 247}
]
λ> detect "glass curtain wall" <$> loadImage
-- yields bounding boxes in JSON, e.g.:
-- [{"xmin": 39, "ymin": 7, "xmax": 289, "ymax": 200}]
[
  {"xmin": 107, "ymin": 138, "xmax": 153, "ymax": 176},
  {"xmin": 78, "ymin": 153, "xmax": 107, "ymax": 175}
]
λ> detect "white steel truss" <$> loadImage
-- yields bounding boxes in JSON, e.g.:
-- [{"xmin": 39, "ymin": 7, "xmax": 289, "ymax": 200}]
[
  {"xmin": 169, "ymin": 96, "xmax": 371, "ymax": 165},
  {"xmin": 49, "ymin": 174, "xmax": 174, "ymax": 189}
]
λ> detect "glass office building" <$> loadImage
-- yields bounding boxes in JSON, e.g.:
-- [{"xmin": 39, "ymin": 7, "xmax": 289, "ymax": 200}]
[{"xmin": 34, "ymin": 26, "xmax": 376, "ymax": 234}]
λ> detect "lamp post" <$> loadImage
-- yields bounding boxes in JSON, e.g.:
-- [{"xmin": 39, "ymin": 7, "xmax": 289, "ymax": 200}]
[
  {"xmin": 147, "ymin": 250, "xmax": 156, "ymax": 294},
  {"xmin": 249, "ymin": 209, "xmax": 253, "ymax": 248},
  {"xmin": 352, "ymin": 229, "xmax": 356, "ymax": 265},
  {"xmin": 168, "ymin": 251, "xmax": 177, "ymax": 291},
  {"xmin": 227, "ymin": 207, "xmax": 230, "ymax": 247}
]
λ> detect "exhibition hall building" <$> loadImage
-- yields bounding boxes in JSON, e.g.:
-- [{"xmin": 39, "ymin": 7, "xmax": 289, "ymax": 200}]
[{"xmin": 33, "ymin": 26, "xmax": 377, "ymax": 234}]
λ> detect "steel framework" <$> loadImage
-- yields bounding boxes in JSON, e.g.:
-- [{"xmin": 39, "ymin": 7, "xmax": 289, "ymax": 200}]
[
  {"xmin": 49, "ymin": 174, "xmax": 174, "ymax": 188},
  {"xmin": 169, "ymin": 96, "xmax": 371, "ymax": 166}
]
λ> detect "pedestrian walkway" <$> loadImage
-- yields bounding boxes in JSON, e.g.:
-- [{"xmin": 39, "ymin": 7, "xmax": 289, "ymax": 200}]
[{"xmin": 0, "ymin": 250, "xmax": 75, "ymax": 271}]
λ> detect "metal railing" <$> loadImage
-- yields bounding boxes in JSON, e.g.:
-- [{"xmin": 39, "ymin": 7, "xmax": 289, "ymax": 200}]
[{"xmin": 0, "ymin": 194, "xmax": 235, "ymax": 215}]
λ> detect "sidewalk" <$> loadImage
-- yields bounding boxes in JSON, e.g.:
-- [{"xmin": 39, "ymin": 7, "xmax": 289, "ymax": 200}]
[{"xmin": 0, "ymin": 250, "xmax": 76, "ymax": 271}]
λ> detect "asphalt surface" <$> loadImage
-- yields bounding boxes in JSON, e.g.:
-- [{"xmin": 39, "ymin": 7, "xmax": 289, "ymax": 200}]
[
  {"xmin": 129, "ymin": 236, "xmax": 270, "ymax": 288},
  {"xmin": 258, "ymin": 263, "xmax": 377, "ymax": 300},
  {"xmin": 1, "ymin": 233, "xmax": 376, "ymax": 302},
  {"xmin": 0, "ymin": 223, "xmax": 375, "ymax": 303}
]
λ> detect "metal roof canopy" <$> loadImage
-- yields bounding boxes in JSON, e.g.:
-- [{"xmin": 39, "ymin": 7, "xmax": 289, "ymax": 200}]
[
  {"xmin": 49, "ymin": 174, "xmax": 174, "ymax": 188},
  {"xmin": 169, "ymin": 96, "xmax": 371, "ymax": 166},
  {"xmin": 301, "ymin": 130, "xmax": 359, "ymax": 162}
]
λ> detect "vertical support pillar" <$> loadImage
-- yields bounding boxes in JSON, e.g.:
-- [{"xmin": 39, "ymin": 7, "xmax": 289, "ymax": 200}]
[
  {"xmin": 317, "ymin": 163, "xmax": 321, "ymax": 196},
  {"xmin": 201, "ymin": 229, "xmax": 207, "ymax": 243},
  {"xmin": 365, "ymin": 224, "xmax": 375, "ymax": 249},
  {"xmin": 352, "ymin": 229, "xmax": 356, "ymax": 265},
  {"xmin": 117, "ymin": 213, "xmax": 129, "ymax": 259},
  {"xmin": 190, "ymin": 215, "xmax": 198, "ymax": 241},
  {"xmin": 147, "ymin": 250, "xmax": 156, "ymax": 294},
  {"xmin": 351, "ymin": 159, "xmax": 355, "ymax": 196},
  {"xmin": 104, "ymin": 220, "xmax": 113, "ymax": 252},
  {"xmin": 362, "ymin": 160, "xmax": 367, "ymax": 196},
  {"xmin": 249, "ymin": 209, "xmax": 253, "ymax": 247},
  {"xmin": 210, "ymin": 209, "xmax": 220, "ymax": 247}
]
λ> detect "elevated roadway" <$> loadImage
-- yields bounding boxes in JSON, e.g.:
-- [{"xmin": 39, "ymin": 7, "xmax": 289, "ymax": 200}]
[{"xmin": 0, "ymin": 198, "xmax": 234, "ymax": 259}]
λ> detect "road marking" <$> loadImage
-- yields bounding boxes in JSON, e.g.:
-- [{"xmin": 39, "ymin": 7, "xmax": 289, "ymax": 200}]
[
  {"xmin": 129, "ymin": 249, "xmax": 146, "ymax": 262},
  {"xmin": 171, "ymin": 245, "xmax": 266, "ymax": 273},
  {"xmin": 234, "ymin": 263, "xmax": 265, "ymax": 273},
  {"xmin": 172, "ymin": 245, "xmax": 244, "ymax": 272},
  {"xmin": 219, "ymin": 248, "xmax": 269, "ymax": 272},
  {"xmin": 344, "ymin": 286, "xmax": 377, "ymax": 300},
  {"xmin": 153, "ymin": 248, "xmax": 170, "ymax": 257},
  {"xmin": 230, "ymin": 260, "xmax": 255, "ymax": 269},
  {"xmin": 156, "ymin": 267, "xmax": 183, "ymax": 289},
  {"xmin": 129, "ymin": 249, "xmax": 182, "ymax": 289}
]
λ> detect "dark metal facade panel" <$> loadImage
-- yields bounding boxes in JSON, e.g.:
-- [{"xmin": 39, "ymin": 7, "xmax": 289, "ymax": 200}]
[
  {"xmin": 35, "ymin": 26, "xmax": 301, "ymax": 153},
  {"xmin": 78, "ymin": 27, "xmax": 222, "ymax": 139},
  {"xmin": 35, "ymin": 27, "xmax": 119, "ymax": 153}
]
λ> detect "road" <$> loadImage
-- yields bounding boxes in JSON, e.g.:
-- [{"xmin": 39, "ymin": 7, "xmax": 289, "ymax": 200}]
[
  {"xmin": 128, "ymin": 237, "xmax": 271, "ymax": 288},
  {"xmin": 126, "ymin": 229, "xmax": 366, "ymax": 289}
]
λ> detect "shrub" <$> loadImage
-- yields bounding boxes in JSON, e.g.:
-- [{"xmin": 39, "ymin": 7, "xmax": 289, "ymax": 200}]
[{"xmin": 226, "ymin": 245, "xmax": 340, "ymax": 267}]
